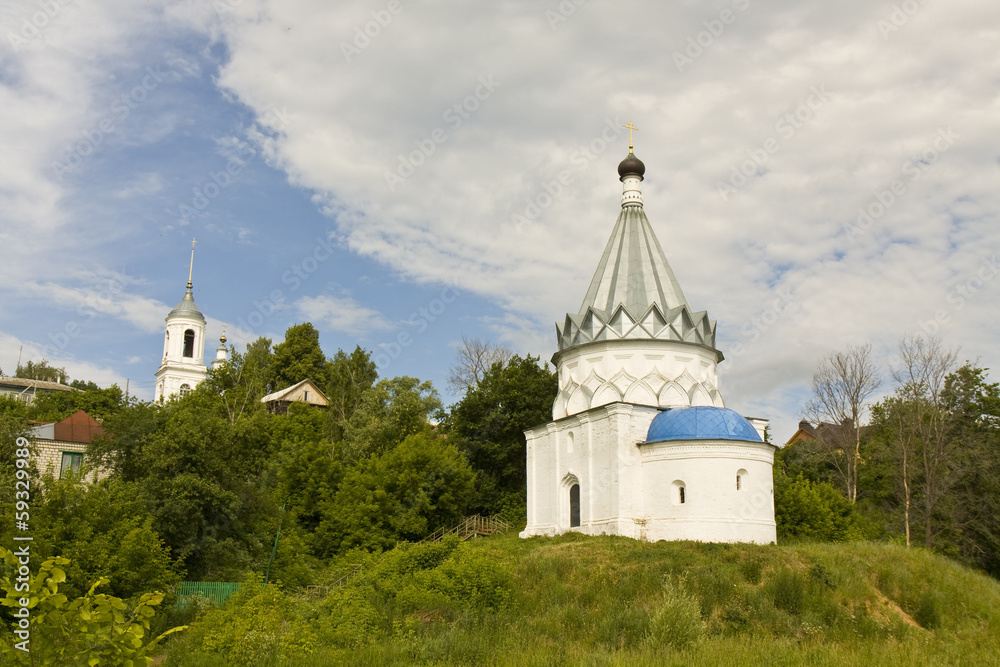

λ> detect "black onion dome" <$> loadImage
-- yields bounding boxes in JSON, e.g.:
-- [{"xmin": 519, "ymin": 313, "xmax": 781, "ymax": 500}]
[{"xmin": 617, "ymin": 151, "xmax": 645, "ymax": 180}]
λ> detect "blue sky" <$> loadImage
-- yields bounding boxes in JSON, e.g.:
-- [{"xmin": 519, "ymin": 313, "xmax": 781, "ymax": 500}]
[{"xmin": 3, "ymin": 1, "xmax": 999, "ymax": 443}]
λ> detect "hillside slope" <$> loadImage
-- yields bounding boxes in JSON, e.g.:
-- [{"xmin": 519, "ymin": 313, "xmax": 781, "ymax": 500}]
[{"xmin": 166, "ymin": 533, "xmax": 1000, "ymax": 666}]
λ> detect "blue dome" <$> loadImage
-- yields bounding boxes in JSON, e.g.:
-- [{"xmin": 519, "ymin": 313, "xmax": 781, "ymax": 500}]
[{"xmin": 646, "ymin": 407, "xmax": 762, "ymax": 443}]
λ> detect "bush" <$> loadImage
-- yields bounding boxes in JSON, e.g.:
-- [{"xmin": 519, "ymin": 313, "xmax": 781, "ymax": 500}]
[
  {"xmin": 647, "ymin": 577, "xmax": 705, "ymax": 650},
  {"xmin": 0, "ymin": 549, "xmax": 185, "ymax": 665}
]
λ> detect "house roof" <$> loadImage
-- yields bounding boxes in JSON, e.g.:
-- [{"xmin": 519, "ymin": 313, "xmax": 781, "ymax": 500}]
[
  {"xmin": 50, "ymin": 410, "xmax": 105, "ymax": 444},
  {"xmin": 0, "ymin": 377, "xmax": 76, "ymax": 393},
  {"xmin": 260, "ymin": 378, "xmax": 329, "ymax": 406}
]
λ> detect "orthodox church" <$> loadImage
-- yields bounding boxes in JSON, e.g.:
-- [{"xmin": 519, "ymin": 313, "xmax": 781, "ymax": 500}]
[
  {"xmin": 520, "ymin": 135, "xmax": 777, "ymax": 544},
  {"xmin": 154, "ymin": 241, "xmax": 228, "ymax": 402}
]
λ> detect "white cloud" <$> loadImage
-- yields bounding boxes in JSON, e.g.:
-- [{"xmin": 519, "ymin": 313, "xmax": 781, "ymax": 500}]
[
  {"xmin": 296, "ymin": 294, "xmax": 392, "ymax": 336},
  {"xmin": 3, "ymin": 1, "xmax": 999, "ymax": 439}
]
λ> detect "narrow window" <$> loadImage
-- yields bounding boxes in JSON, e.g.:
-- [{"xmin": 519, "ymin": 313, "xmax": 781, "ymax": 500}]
[
  {"xmin": 183, "ymin": 329, "xmax": 195, "ymax": 357},
  {"xmin": 179, "ymin": 383, "xmax": 191, "ymax": 397},
  {"xmin": 672, "ymin": 480, "xmax": 686, "ymax": 505},
  {"xmin": 569, "ymin": 483, "xmax": 581, "ymax": 527},
  {"xmin": 737, "ymin": 468, "xmax": 748, "ymax": 492},
  {"xmin": 736, "ymin": 475, "xmax": 741, "ymax": 491},
  {"xmin": 304, "ymin": 390, "xmax": 309, "ymax": 401}
]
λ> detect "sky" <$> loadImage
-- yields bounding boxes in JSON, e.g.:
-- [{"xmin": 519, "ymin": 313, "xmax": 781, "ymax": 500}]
[{"xmin": 2, "ymin": 0, "xmax": 998, "ymax": 443}]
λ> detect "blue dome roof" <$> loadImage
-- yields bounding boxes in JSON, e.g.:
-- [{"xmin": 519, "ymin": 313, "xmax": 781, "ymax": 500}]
[{"xmin": 646, "ymin": 407, "xmax": 762, "ymax": 443}]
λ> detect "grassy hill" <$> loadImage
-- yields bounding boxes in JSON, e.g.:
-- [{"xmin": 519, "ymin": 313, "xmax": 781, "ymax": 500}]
[{"xmin": 164, "ymin": 532, "xmax": 1000, "ymax": 666}]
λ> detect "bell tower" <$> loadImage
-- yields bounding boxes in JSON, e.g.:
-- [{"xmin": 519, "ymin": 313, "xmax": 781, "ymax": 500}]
[{"xmin": 154, "ymin": 239, "xmax": 208, "ymax": 401}]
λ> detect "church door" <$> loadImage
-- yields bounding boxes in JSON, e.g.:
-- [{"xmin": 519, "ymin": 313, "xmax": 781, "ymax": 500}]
[{"xmin": 569, "ymin": 484, "xmax": 581, "ymax": 527}]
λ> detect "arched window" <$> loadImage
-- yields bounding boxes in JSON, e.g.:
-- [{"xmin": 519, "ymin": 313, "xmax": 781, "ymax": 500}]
[
  {"xmin": 672, "ymin": 480, "xmax": 686, "ymax": 505},
  {"xmin": 569, "ymin": 483, "xmax": 581, "ymax": 527},
  {"xmin": 737, "ymin": 468, "xmax": 748, "ymax": 491},
  {"xmin": 179, "ymin": 383, "xmax": 191, "ymax": 397},
  {"xmin": 183, "ymin": 329, "xmax": 195, "ymax": 358}
]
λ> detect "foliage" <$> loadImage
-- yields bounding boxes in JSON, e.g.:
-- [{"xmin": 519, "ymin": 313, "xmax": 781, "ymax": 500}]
[
  {"xmin": 164, "ymin": 534, "xmax": 1000, "ymax": 665},
  {"xmin": 269, "ymin": 323, "xmax": 327, "ymax": 393},
  {"xmin": 315, "ymin": 434, "xmax": 474, "ymax": 555},
  {"xmin": 0, "ymin": 548, "xmax": 185, "ymax": 665},
  {"xmin": 27, "ymin": 384, "xmax": 126, "ymax": 423},
  {"xmin": 171, "ymin": 576, "xmax": 317, "ymax": 667},
  {"xmin": 341, "ymin": 377, "xmax": 441, "ymax": 463},
  {"xmin": 94, "ymin": 390, "xmax": 276, "ymax": 580},
  {"xmin": 445, "ymin": 354, "xmax": 557, "ymax": 518},
  {"xmin": 774, "ymin": 473, "xmax": 868, "ymax": 541},
  {"xmin": 14, "ymin": 360, "xmax": 67, "ymax": 383},
  {"xmin": 647, "ymin": 576, "xmax": 704, "ymax": 649},
  {"xmin": 325, "ymin": 345, "xmax": 378, "ymax": 442},
  {"xmin": 0, "ymin": 473, "xmax": 182, "ymax": 602},
  {"xmin": 202, "ymin": 338, "xmax": 272, "ymax": 425}
]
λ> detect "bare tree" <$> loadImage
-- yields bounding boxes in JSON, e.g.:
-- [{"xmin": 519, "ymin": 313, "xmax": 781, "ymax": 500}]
[
  {"xmin": 447, "ymin": 336, "xmax": 514, "ymax": 393},
  {"xmin": 804, "ymin": 343, "xmax": 883, "ymax": 503},
  {"xmin": 891, "ymin": 334, "xmax": 959, "ymax": 548}
]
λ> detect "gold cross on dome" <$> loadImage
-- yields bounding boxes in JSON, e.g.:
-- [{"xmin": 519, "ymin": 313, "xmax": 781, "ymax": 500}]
[{"xmin": 622, "ymin": 121, "xmax": 639, "ymax": 152}]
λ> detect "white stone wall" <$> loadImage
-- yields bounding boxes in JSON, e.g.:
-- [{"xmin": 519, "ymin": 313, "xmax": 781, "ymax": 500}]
[
  {"xmin": 552, "ymin": 339, "xmax": 724, "ymax": 420},
  {"xmin": 522, "ymin": 402, "xmax": 777, "ymax": 544},
  {"xmin": 523, "ymin": 403, "xmax": 659, "ymax": 539},
  {"xmin": 638, "ymin": 439, "xmax": 776, "ymax": 544}
]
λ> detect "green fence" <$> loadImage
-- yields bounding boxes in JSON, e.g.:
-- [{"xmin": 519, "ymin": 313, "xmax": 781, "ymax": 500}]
[{"xmin": 175, "ymin": 581, "xmax": 242, "ymax": 608}]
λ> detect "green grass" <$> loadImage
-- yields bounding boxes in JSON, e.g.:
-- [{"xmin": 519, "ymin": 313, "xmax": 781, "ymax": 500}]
[{"xmin": 163, "ymin": 534, "xmax": 1000, "ymax": 666}]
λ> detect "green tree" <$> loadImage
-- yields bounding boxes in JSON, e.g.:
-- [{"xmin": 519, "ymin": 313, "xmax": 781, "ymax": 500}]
[
  {"xmin": 445, "ymin": 354, "xmax": 557, "ymax": 519},
  {"xmin": 341, "ymin": 377, "xmax": 441, "ymax": 463},
  {"xmin": 0, "ymin": 474, "xmax": 182, "ymax": 602},
  {"xmin": 15, "ymin": 359, "xmax": 67, "ymax": 382},
  {"xmin": 315, "ymin": 433, "xmax": 474, "ymax": 555},
  {"xmin": 95, "ymin": 390, "xmax": 276, "ymax": 580},
  {"xmin": 774, "ymin": 473, "xmax": 866, "ymax": 541},
  {"xmin": 325, "ymin": 346, "xmax": 378, "ymax": 441},
  {"xmin": 203, "ymin": 337, "xmax": 272, "ymax": 425},
  {"xmin": 270, "ymin": 323, "xmax": 327, "ymax": 392},
  {"xmin": 269, "ymin": 403, "xmax": 343, "ymax": 536},
  {"xmin": 27, "ymin": 383, "xmax": 125, "ymax": 423}
]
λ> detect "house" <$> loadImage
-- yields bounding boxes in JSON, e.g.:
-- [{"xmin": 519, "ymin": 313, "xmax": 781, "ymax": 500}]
[
  {"xmin": 261, "ymin": 379, "xmax": 329, "ymax": 414},
  {"xmin": 0, "ymin": 376, "xmax": 76, "ymax": 406},
  {"xmin": 30, "ymin": 410, "xmax": 106, "ymax": 481}
]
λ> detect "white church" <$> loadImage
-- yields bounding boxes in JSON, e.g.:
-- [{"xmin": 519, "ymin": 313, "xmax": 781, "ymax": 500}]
[
  {"xmin": 154, "ymin": 242, "xmax": 228, "ymax": 402},
  {"xmin": 520, "ymin": 138, "xmax": 777, "ymax": 544}
]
